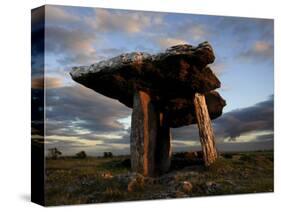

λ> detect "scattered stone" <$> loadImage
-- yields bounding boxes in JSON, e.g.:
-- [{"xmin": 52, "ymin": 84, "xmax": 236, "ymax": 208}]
[
  {"xmin": 101, "ymin": 172, "xmax": 113, "ymax": 179},
  {"xmin": 174, "ymin": 180, "xmax": 193, "ymax": 194},
  {"xmin": 175, "ymin": 191, "xmax": 186, "ymax": 198},
  {"xmin": 127, "ymin": 174, "xmax": 145, "ymax": 192},
  {"xmin": 205, "ymin": 181, "xmax": 222, "ymax": 194},
  {"xmin": 182, "ymin": 181, "xmax": 193, "ymax": 193}
]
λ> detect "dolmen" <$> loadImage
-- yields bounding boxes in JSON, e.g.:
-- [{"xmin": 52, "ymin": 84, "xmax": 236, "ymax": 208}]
[{"xmin": 70, "ymin": 41, "xmax": 226, "ymax": 177}]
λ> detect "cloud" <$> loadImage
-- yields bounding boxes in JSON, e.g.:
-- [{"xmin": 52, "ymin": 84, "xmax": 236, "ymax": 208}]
[
  {"xmin": 188, "ymin": 25, "xmax": 208, "ymax": 41},
  {"xmin": 32, "ymin": 76, "xmax": 63, "ymax": 89},
  {"xmin": 87, "ymin": 8, "xmax": 163, "ymax": 34},
  {"xmin": 44, "ymin": 7, "xmax": 164, "ymax": 66},
  {"xmin": 217, "ymin": 140, "xmax": 273, "ymax": 152},
  {"xmin": 214, "ymin": 95, "xmax": 273, "ymax": 140},
  {"xmin": 45, "ymin": 25, "xmax": 97, "ymax": 66},
  {"xmin": 31, "ymin": 7, "xmax": 45, "ymax": 77},
  {"xmin": 58, "ymin": 47, "xmax": 128, "ymax": 65},
  {"xmin": 56, "ymin": 51, "xmax": 97, "ymax": 66},
  {"xmin": 157, "ymin": 38, "xmax": 187, "ymax": 48},
  {"xmin": 208, "ymin": 62, "xmax": 226, "ymax": 77},
  {"xmin": 172, "ymin": 125, "xmax": 199, "ymax": 142},
  {"xmin": 45, "ymin": 26, "xmax": 95, "ymax": 54},
  {"xmin": 44, "ymin": 82, "xmax": 132, "ymax": 155},
  {"xmin": 44, "ymin": 129, "xmax": 131, "ymax": 156},
  {"xmin": 214, "ymin": 17, "xmax": 273, "ymax": 62},
  {"xmin": 172, "ymin": 95, "xmax": 273, "ymax": 147},
  {"xmin": 239, "ymin": 40, "xmax": 273, "ymax": 61},
  {"xmin": 45, "ymin": 7, "xmax": 161, "ymax": 66},
  {"xmin": 44, "ymin": 80, "xmax": 273, "ymax": 155},
  {"xmin": 254, "ymin": 41, "xmax": 272, "ymax": 53},
  {"xmin": 45, "ymin": 5, "xmax": 80, "ymax": 24},
  {"xmin": 169, "ymin": 20, "xmax": 212, "ymax": 44},
  {"xmin": 46, "ymin": 83, "xmax": 131, "ymax": 134},
  {"xmin": 216, "ymin": 17, "xmax": 273, "ymax": 42},
  {"xmin": 166, "ymin": 17, "xmax": 273, "ymax": 64}
]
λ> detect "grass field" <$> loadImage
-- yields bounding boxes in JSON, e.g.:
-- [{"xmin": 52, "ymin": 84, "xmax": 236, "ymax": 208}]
[{"xmin": 45, "ymin": 151, "xmax": 273, "ymax": 206}]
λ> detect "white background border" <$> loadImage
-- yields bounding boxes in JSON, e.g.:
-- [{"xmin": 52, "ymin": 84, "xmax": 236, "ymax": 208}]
[{"xmin": 0, "ymin": 0, "xmax": 280, "ymax": 211}]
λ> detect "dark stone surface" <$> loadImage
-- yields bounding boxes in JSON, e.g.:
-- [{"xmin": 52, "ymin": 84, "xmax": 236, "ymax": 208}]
[{"xmin": 165, "ymin": 91, "xmax": 226, "ymax": 127}]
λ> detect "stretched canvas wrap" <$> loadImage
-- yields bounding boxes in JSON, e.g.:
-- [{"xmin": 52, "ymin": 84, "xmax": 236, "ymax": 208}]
[{"xmin": 31, "ymin": 5, "xmax": 274, "ymax": 206}]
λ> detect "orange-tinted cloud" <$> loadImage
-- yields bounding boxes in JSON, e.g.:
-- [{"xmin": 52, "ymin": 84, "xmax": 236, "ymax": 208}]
[
  {"xmin": 32, "ymin": 77, "xmax": 63, "ymax": 89},
  {"xmin": 239, "ymin": 40, "xmax": 273, "ymax": 61},
  {"xmin": 87, "ymin": 8, "xmax": 164, "ymax": 34},
  {"xmin": 157, "ymin": 38, "xmax": 187, "ymax": 48}
]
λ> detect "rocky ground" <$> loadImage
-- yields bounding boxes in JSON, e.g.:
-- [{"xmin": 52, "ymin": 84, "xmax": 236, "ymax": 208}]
[{"xmin": 45, "ymin": 150, "xmax": 273, "ymax": 206}]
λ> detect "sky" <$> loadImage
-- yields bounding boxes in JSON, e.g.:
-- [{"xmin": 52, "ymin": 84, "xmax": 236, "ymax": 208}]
[{"xmin": 32, "ymin": 5, "xmax": 274, "ymax": 156}]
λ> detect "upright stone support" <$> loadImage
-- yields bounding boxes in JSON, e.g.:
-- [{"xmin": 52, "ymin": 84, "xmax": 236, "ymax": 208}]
[
  {"xmin": 194, "ymin": 93, "xmax": 218, "ymax": 166},
  {"xmin": 130, "ymin": 90, "xmax": 158, "ymax": 176},
  {"xmin": 155, "ymin": 113, "xmax": 171, "ymax": 175},
  {"xmin": 130, "ymin": 91, "xmax": 172, "ymax": 176}
]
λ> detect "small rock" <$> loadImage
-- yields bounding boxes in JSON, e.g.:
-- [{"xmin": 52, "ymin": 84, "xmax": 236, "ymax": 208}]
[
  {"xmin": 205, "ymin": 181, "xmax": 221, "ymax": 193},
  {"xmin": 127, "ymin": 174, "xmax": 145, "ymax": 192},
  {"xmin": 101, "ymin": 172, "xmax": 113, "ymax": 179},
  {"xmin": 175, "ymin": 191, "xmax": 186, "ymax": 198},
  {"xmin": 182, "ymin": 181, "xmax": 193, "ymax": 193},
  {"xmin": 176, "ymin": 181, "xmax": 193, "ymax": 194}
]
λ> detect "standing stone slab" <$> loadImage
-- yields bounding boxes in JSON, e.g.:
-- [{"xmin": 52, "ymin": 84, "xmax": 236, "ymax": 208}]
[
  {"xmin": 130, "ymin": 92, "xmax": 172, "ymax": 176},
  {"xmin": 194, "ymin": 93, "xmax": 218, "ymax": 166},
  {"xmin": 155, "ymin": 112, "xmax": 171, "ymax": 175},
  {"xmin": 130, "ymin": 90, "xmax": 158, "ymax": 176}
]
